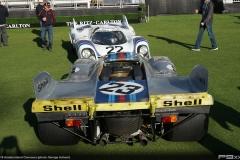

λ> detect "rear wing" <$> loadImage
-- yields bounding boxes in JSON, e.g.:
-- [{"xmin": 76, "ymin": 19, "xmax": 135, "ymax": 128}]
[
  {"xmin": 188, "ymin": 65, "xmax": 209, "ymax": 92},
  {"xmin": 121, "ymin": 15, "xmax": 129, "ymax": 27},
  {"xmin": 72, "ymin": 18, "xmax": 76, "ymax": 28},
  {"xmin": 33, "ymin": 71, "xmax": 56, "ymax": 100},
  {"xmin": 108, "ymin": 15, "xmax": 132, "ymax": 28}
]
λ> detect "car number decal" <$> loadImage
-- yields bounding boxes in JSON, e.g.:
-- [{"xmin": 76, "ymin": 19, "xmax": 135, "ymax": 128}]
[
  {"xmin": 99, "ymin": 82, "xmax": 144, "ymax": 95},
  {"xmin": 106, "ymin": 46, "xmax": 123, "ymax": 54}
]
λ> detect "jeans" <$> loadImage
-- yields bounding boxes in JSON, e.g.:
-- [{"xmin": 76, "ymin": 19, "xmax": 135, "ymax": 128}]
[
  {"xmin": 194, "ymin": 23, "xmax": 217, "ymax": 49},
  {"xmin": 0, "ymin": 25, "xmax": 8, "ymax": 46},
  {"xmin": 41, "ymin": 25, "xmax": 53, "ymax": 48},
  {"xmin": 39, "ymin": 20, "xmax": 42, "ymax": 28}
]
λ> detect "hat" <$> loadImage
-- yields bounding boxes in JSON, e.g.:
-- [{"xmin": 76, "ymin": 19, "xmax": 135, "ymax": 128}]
[
  {"xmin": 44, "ymin": 2, "xmax": 51, "ymax": 8},
  {"xmin": 39, "ymin": 0, "xmax": 43, "ymax": 2}
]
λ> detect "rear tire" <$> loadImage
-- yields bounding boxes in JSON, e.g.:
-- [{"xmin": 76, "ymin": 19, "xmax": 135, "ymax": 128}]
[
  {"xmin": 38, "ymin": 121, "xmax": 80, "ymax": 145},
  {"xmin": 165, "ymin": 114, "xmax": 209, "ymax": 142}
]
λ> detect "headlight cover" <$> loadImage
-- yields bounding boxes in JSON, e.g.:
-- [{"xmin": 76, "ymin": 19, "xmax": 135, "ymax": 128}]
[
  {"xmin": 137, "ymin": 45, "xmax": 149, "ymax": 58},
  {"xmin": 81, "ymin": 49, "xmax": 96, "ymax": 60}
]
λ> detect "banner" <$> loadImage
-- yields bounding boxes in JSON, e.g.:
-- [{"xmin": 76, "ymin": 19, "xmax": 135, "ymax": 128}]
[{"xmin": 6, "ymin": 19, "xmax": 139, "ymax": 29}]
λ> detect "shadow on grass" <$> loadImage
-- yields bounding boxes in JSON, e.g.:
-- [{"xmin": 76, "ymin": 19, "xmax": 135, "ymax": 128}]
[
  {"xmin": 31, "ymin": 28, "xmax": 41, "ymax": 37},
  {"xmin": 235, "ymin": 15, "xmax": 240, "ymax": 20},
  {"xmin": 148, "ymin": 35, "xmax": 209, "ymax": 50},
  {"xmin": 61, "ymin": 39, "xmax": 78, "ymax": 64},
  {"xmin": 23, "ymin": 98, "xmax": 39, "ymax": 140},
  {"xmin": 200, "ymin": 133, "xmax": 239, "ymax": 156},
  {"xmin": 210, "ymin": 100, "xmax": 240, "ymax": 130},
  {"xmin": 32, "ymin": 29, "xmax": 43, "ymax": 48},
  {"xmin": 233, "ymin": 15, "xmax": 240, "ymax": 24},
  {"xmin": 199, "ymin": 100, "xmax": 240, "ymax": 156},
  {"xmin": 0, "ymin": 136, "xmax": 23, "ymax": 156},
  {"xmin": 61, "ymin": 73, "xmax": 69, "ymax": 80}
]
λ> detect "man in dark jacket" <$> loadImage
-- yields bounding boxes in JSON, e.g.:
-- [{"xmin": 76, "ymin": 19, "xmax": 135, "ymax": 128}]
[
  {"xmin": 191, "ymin": 0, "xmax": 218, "ymax": 51},
  {"xmin": 0, "ymin": 0, "xmax": 9, "ymax": 47},
  {"xmin": 38, "ymin": 2, "xmax": 56, "ymax": 51},
  {"xmin": 36, "ymin": 0, "xmax": 45, "ymax": 27}
]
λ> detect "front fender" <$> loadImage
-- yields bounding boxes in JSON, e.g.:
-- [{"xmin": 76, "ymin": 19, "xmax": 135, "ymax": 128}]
[
  {"xmin": 132, "ymin": 37, "xmax": 150, "ymax": 58},
  {"xmin": 76, "ymin": 40, "xmax": 100, "ymax": 59},
  {"xmin": 132, "ymin": 36, "xmax": 149, "ymax": 53}
]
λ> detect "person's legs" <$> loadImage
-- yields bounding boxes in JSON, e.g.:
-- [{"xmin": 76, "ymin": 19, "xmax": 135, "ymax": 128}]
[
  {"xmin": 206, "ymin": 24, "xmax": 218, "ymax": 49},
  {"xmin": 41, "ymin": 26, "xmax": 47, "ymax": 50},
  {"xmin": 39, "ymin": 20, "xmax": 42, "ymax": 28},
  {"xmin": 0, "ymin": 26, "xmax": 2, "ymax": 47},
  {"xmin": 194, "ymin": 24, "xmax": 206, "ymax": 49},
  {"xmin": 1, "ymin": 25, "xmax": 8, "ymax": 46},
  {"xmin": 47, "ymin": 25, "xmax": 53, "ymax": 51}
]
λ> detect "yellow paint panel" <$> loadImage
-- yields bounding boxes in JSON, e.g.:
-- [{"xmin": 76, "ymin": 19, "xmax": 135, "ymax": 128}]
[
  {"xmin": 94, "ymin": 102, "xmax": 150, "ymax": 111},
  {"xmin": 31, "ymin": 93, "xmax": 214, "ymax": 116},
  {"xmin": 32, "ymin": 98, "xmax": 90, "ymax": 112},
  {"xmin": 150, "ymin": 93, "xmax": 213, "ymax": 108}
]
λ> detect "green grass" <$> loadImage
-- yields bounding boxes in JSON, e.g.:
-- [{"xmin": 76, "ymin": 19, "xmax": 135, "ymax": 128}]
[{"xmin": 0, "ymin": 14, "xmax": 240, "ymax": 160}]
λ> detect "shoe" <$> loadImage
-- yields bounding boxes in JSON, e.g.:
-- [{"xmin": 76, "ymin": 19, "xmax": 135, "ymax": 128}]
[
  {"xmin": 4, "ymin": 44, "xmax": 8, "ymax": 46},
  {"xmin": 209, "ymin": 47, "xmax": 218, "ymax": 51},
  {"xmin": 43, "ymin": 45, "xmax": 47, "ymax": 50},
  {"xmin": 49, "ymin": 48, "xmax": 52, "ymax": 52},
  {"xmin": 191, "ymin": 48, "xmax": 200, "ymax": 51}
]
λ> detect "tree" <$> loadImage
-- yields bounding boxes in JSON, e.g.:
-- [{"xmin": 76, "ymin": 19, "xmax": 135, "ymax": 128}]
[{"xmin": 138, "ymin": 3, "xmax": 146, "ymax": 23}]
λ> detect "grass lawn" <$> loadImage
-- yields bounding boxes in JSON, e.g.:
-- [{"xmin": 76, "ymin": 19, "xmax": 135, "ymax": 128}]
[{"xmin": 0, "ymin": 13, "xmax": 240, "ymax": 160}]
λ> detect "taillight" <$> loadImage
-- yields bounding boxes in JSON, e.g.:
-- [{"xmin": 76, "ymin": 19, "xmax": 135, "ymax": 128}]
[
  {"xmin": 65, "ymin": 119, "xmax": 82, "ymax": 127},
  {"xmin": 161, "ymin": 115, "xmax": 178, "ymax": 123}
]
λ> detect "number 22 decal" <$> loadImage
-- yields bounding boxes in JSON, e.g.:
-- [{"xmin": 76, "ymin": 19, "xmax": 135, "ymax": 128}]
[
  {"xmin": 106, "ymin": 46, "xmax": 123, "ymax": 54},
  {"xmin": 99, "ymin": 82, "xmax": 144, "ymax": 95}
]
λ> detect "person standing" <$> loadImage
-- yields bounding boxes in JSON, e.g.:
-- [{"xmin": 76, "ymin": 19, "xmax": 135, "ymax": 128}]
[
  {"xmin": 191, "ymin": 0, "xmax": 218, "ymax": 51},
  {"xmin": 38, "ymin": 2, "xmax": 56, "ymax": 51},
  {"xmin": 36, "ymin": 0, "xmax": 45, "ymax": 28},
  {"xmin": 0, "ymin": 0, "xmax": 9, "ymax": 47}
]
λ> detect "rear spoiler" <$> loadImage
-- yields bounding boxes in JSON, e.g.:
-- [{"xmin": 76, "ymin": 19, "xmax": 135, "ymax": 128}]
[
  {"xmin": 33, "ymin": 71, "xmax": 56, "ymax": 100},
  {"xmin": 188, "ymin": 65, "xmax": 209, "ymax": 92},
  {"xmin": 107, "ymin": 15, "xmax": 130, "ymax": 28},
  {"xmin": 121, "ymin": 15, "xmax": 129, "ymax": 27},
  {"xmin": 73, "ymin": 18, "xmax": 76, "ymax": 28}
]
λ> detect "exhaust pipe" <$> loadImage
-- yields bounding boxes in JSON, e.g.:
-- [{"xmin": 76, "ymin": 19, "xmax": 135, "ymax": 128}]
[
  {"xmin": 139, "ymin": 133, "xmax": 148, "ymax": 147},
  {"xmin": 99, "ymin": 134, "xmax": 109, "ymax": 146}
]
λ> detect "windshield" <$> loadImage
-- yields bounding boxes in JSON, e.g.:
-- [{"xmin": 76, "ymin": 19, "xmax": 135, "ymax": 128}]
[{"xmin": 92, "ymin": 31, "xmax": 127, "ymax": 45}]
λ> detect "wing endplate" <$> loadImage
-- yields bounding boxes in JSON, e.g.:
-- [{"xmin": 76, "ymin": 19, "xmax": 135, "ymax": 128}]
[
  {"xmin": 188, "ymin": 65, "xmax": 209, "ymax": 92},
  {"xmin": 33, "ymin": 71, "xmax": 56, "ymax": 100}
]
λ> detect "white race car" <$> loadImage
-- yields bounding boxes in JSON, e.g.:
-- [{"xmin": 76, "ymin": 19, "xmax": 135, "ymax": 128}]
[{"xmin": 69, "ymin": 15, "xmax": 150, "ymax": 60}]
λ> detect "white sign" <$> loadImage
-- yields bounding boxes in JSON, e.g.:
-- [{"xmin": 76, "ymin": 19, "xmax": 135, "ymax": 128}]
[{"xmin": 6, "ymin": 24, "xmax": 31, "ymax": 29}]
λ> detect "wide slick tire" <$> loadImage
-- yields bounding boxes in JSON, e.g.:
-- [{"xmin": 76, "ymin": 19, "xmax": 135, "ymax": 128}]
[
  {"xmin": 165, "ymin": 114, "xmax": 209, "ymax": 142},
  {"xmin": 38, "ymin": 121, "xmax": 80, "ymax": 145}
]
